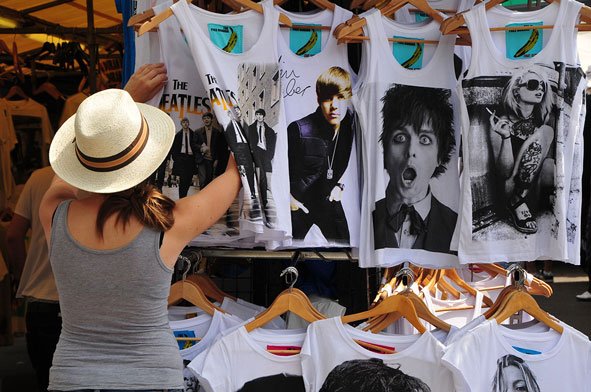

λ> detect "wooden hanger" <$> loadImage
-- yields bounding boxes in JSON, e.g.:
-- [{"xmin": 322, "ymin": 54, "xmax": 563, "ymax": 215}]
[
  {"xmin": 441, "ymin": 269, "xmax": 495, "ymax": 307},
  {"xmin": 366, "ymin": 268, "xmax": 451, "ymax": 332},
  {"xmin": 333, "ymin": 0, "xmax": 449, "ymax": 45},
  {"xmin": 486, "ymin": 265, "xmax": 563, "ymax": 333},
  {"xmin": 477, "ymin": 263, "xmax": 552, "ymax": 297},
  {"xmin": 186, "ymin": 273, "xmax": 237, "ymax": 302},
  {"xmin": 128, "ymin": 8, "xmax": 156, "ymax": 27},
  {"xmin": 4, "ymin": 85, "xmax": 29, "ymax": 100},
  {"xmin": 168, "ymin": 256, "xmax": 225, "ymax": 315},
  {"xmin": 245, "ymin": 266, "xmax": 324, "ymax": 332},
  {"xmin": 138, "ymin": 0, "xmax": 292, "ymax": 36},
  {"xmin": 441, "ymin": 0, "xmax": 591, "ymax": 35},
  {"xmin": 342, "ymin": 292, "xmax": 427, "ymax": 333},
  {"xmin": 0, "ymin": 39, "xmax": 11, "ymax": 56},
  {"xmin": 33, "ymin": 81, "xmax": 66, "ymax": 101},
  {"xmin": 168, "ymin": 279, "xmax": 226, "ymax": 315}
]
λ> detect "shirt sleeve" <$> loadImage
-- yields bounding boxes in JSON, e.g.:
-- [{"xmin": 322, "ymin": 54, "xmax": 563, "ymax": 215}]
[
  {"xmin": 199, "ymin": 340, "xmax": 233, "ymax": 392},
  {"xmin": 14, "ymin": 172, "xmax": 35, "ymax": 221}
]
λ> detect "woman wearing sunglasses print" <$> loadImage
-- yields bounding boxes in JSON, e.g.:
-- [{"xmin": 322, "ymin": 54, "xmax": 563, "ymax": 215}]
[{"xmin": 488, "ymin": 68, "xmax": 554, "ymax": 234}]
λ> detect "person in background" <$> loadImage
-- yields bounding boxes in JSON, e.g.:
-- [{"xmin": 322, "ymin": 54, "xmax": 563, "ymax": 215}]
[
  {"xmin": 4, "ymin": 62, "xmax": 168, "ymax": 392},
  {"xmin": 6, "ymin": 166, "xmax": 58, "ymax": 392}
]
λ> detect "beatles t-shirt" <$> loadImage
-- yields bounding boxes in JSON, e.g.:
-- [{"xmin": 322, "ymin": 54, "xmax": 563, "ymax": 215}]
[{"xmin": 172, "ymin": 0, "xmax": 291, "ymax": 247}]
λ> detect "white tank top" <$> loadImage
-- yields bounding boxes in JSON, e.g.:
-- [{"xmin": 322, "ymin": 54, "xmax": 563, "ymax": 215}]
[
  {"xmin": 274, "ymin": 5, "xmax": 361, "ymax": 249},
  {"xmin": 148, "ymin": 1, "xmax": 246, "ymax": 247},
  {"xmin": 394, "ymin": 0, "xmax": 474, "ymax": 76},
  {"xmin": 173, "ymin": 0, "xmax": 291, "ymax": 246},
  {"xmin": 458, "ymin": 0, "xmax": 586, "ymax": 264},
  {"xmin": 354, "ymin": 9, "xmax": 461, "ymax": 268}
]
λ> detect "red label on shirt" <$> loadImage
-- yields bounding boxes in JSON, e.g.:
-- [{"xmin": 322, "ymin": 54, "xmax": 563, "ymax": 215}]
[
  {"xmin": 266, "ymin": 345, "xmax": 301, "ymax": 356},
  {"xmin": 357, "ymin": 340, "xmax": 396, "ymax": 354}
]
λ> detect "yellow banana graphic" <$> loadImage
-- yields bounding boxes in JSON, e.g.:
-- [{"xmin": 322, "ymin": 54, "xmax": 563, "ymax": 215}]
[
  {"xmin": 401, "ymin": 43, "xmax": 423, "ymax": 69},
  {"xmin": 514, "ymin": 28, "xmax": 539, "ymax": 58},
  {"xmin": 223, "ymin": 27, "xmax": 238, "ymax": 53},
  {"xmin": 295, "ymin": 29, "xmax": 318, "ymax": 56}
]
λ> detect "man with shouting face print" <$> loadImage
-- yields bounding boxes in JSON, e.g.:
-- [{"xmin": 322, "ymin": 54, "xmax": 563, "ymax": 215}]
[{"xmin": 373, "ymin": 84, "xmax": 457, "ymax": 253}]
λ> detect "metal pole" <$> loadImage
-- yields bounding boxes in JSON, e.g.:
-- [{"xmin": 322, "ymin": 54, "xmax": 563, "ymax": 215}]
[{"xmin": 86, "ymin": 0, "xmax": 97, "ymax": 93}]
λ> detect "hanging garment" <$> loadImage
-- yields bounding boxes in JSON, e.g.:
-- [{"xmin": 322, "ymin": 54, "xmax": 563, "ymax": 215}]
[
  {"xmin": 354, "ymin": 10, "xmax": 461, "ymax": 268},
  {"xmin": 394, "ymin": 0, "xmax": 475, "ymax": 76},
  {"xmin": 143, "ymin": 0, "xmax": 246, "ymax": 247},
  {"xmin": 58, "ymin": 92, "xmax": 88, "ymax": 127},
  {"xmin": 172, "ymin": 0, "xmax": 291, "ymax": 246},
  {"xmin": 0, "ymin": 100, "xmax": 17, "ymax": 201},
  {"xmin": 442, "ymin": 319, "xmax": 591, "ymax": 391},
  {"xmin": 4, "ymin": 97, "xmax": 53, "ymax": 168},
  {"xmin": 169, "ymin": 310, "xmax": 244, "ymax": 392},
  {"xmin": 456, "ymin": 0, "xmax": 587, "ymax": 264},
  {"xmin": 301, "ymin": 317, "xmax": 454, "ymax": 392},
  {"xmin": 274, "ymin": 5, "xmax": 361, "ymax": 249},
  {"xmin": 198, "ymin": 326, "xmax": 306, "ymax": 391}
]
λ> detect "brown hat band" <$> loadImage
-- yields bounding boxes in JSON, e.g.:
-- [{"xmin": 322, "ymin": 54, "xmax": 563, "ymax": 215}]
[{"xmin": 75, "ymin": 116, "xmax": 150, "ymax": 172}]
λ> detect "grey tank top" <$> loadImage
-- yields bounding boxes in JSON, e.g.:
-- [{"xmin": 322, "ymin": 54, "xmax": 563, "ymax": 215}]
[{"xmin": 48, "ymin": 200, "xmax": 183, "ymax": 390}]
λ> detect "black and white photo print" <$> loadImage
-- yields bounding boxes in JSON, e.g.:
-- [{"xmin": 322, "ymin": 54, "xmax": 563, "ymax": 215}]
[
  {"xmin": 462, "ymin": 63, "xmax": 584, "ymax": 241},
  {"xmin": 287, "ymin": 66, "xmax": 356, "ymax": 244},
  {"xmin": 372, "ymin": 84, "xmax": 458, "ymax": 254},
  {"xmin": 320, "ymin": 358, "xmax": 432, "ymax": 392},
  {"xmin": 492, "ymin": 355, "xmax": 540, "ymax": 392}
]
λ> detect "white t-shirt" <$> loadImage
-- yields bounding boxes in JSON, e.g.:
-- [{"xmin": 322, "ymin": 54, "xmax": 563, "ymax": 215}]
[
  {"xmin": 172, "ymin": 0, "xmax": 291, "ymax": 246},
  {"xmin": 199, "ymin": 326, "xmax": 306, "ymax": 391},
  {"xmin": 442, "ymin": 319, "xmax": 591, "ymax": 392},
  {"xmin": 301, "ymin": 317, "xmax": 454, "ymax": 391},
  {"xmin": 456, "ymin": 0, "xmax": 587, "ymax": 264},
  {"xmin": 353, "ymin": 9, "xmax": 461, "ymax": 268},
  {"xmin": 171, "ymin": 310, "xmax": 245, "ymax": 392},
  {"xmin": 274, "ymin": 5, "xmax": 361, "ymax": 249}
]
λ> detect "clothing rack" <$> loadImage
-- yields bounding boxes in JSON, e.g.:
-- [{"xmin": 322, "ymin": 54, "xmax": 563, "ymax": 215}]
[{"xmin": 186, "ymin": 247, "xmax": 357, "ymax": 261}]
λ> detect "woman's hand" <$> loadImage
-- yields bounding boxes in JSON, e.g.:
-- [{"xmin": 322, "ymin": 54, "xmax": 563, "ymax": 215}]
[
  {"xmin": 489, "ymin": 111, "xmax": 511, "ymax": 139},
  {"xmin": 124, "ymin": 63, "xmax": 167, "ymax": 103}
]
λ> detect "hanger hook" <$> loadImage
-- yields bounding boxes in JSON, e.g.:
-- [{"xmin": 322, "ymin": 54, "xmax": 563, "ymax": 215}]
[
  {"xmin": 507, "ymin": 263, "xmax": 526, "ymax": 289},
  {"xmin": 395, "ymin": 263, "xmax": 415, "ymax": 291},
  {"xmin": 179, "ymin": 255, "xmax": 191, "ymax": 281},
  {"xmin": 280, "ymin": 266, "xmax": 299, "ymax": 290}
]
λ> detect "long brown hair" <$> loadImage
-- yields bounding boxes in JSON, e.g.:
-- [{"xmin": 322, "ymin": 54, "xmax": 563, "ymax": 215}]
[{"xmin": 95, "ymin": 181, "xmax": 175, "ymax": 239}]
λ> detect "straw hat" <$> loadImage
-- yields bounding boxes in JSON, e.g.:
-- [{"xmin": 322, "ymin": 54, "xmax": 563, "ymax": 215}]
[{"xmin": 50, "ymin": 89, "xmax": 175, "ymax": 193}]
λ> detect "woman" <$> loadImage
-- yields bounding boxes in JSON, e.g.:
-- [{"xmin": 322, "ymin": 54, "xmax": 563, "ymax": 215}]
[
  {"xmin": 489, "ymin": 68, "xmax": 554, "ymax": 234},
  {"xmin": 39, "ymin": 79, "xmax": 240, "ymax": 389},
  {"xmin": 492, "ymin": 354, "xmax": 541, "ymax": 392}
]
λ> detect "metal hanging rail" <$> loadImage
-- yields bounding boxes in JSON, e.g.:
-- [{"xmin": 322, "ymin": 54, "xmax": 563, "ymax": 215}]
[{"xmin": 187, "ymin": 247, "xmax": 358, "ymax": 262}]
